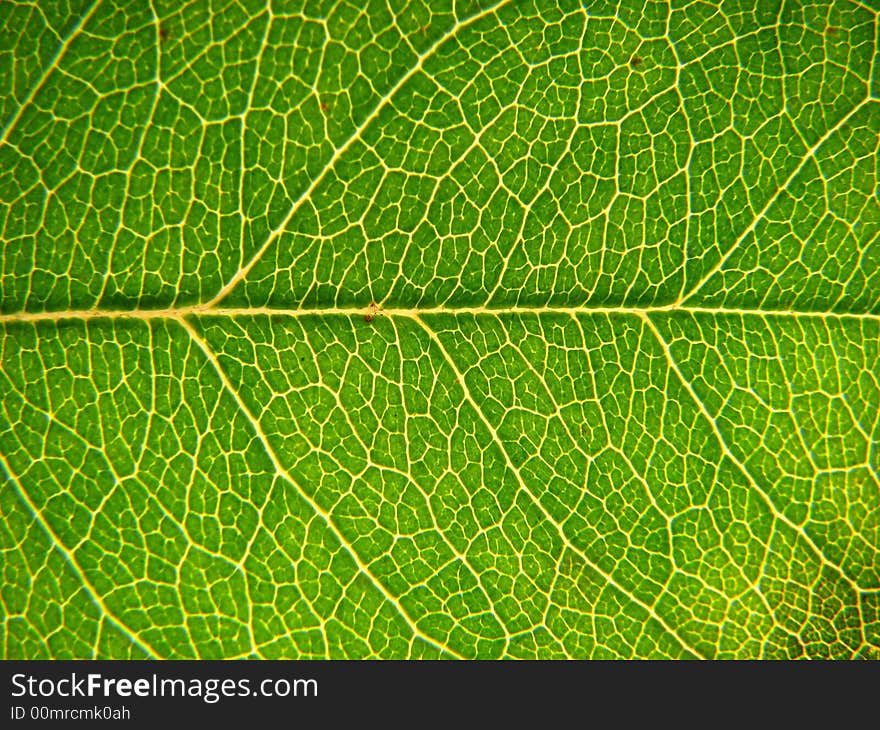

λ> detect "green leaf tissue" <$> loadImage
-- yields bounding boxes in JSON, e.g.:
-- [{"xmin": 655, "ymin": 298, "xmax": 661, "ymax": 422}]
[{"xmin": 1, "ymin": 0, "xmax": 878, "ymax": 659}]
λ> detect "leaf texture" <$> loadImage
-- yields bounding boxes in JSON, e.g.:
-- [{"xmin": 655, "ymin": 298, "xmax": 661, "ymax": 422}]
[{"xmin": 0, "ymin": 0, "xmax": 878, "ymax": 658}]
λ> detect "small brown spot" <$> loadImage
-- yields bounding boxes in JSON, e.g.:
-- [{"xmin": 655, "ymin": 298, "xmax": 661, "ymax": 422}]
[
  {"xmin": 825, "ymin": 26, "xmax": 839, "ymax": 37},
  {"xmin": 364, "ymin": 301, "xmax": 381, "ymax": 324},
  {"xmin": 159, "ymin": 24, "xmax": 170, "ymax": 42},
  {"xmin": 630, "ymin": 55, "xmax": 643, "ymax": 69},
  {"xmin": 320, "ymin": 102, "xmax": 329, "ymax": 112}
]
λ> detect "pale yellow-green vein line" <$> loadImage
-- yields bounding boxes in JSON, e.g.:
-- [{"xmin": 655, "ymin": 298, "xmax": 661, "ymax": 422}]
[
  {"xmin": 176, "ymin": 315, "xmax": 465, "ymax": 659},
  {"xmin": 0, "ymin": 452, "xmax": 161, "ymax": 659},
  {"xmin": 0, "ymin": 0, "xmax": 103, "ymax": 146},
  {"xmin": 679, "ymin": 97, "xmax": 874, "ymax": 305},
  {"xmin": 641, "ymin": 313, "xmax": 864, "ymax": 596},
  {"xmin": 410, "ymin": 313, "xmax": 709, "ymax": 660},
  {"xmin": 0, "ymin": 304, "xmax": 878, "ymax": 325},
  {"xmin": 204, "ymin": 0, "xmax": 514, "ymax": 308}
]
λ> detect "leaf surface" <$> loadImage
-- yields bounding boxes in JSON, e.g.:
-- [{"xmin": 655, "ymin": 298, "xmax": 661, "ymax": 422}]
[{"xmin": 1, "ymin": 0, "xmax": 878, "ymax": 658}]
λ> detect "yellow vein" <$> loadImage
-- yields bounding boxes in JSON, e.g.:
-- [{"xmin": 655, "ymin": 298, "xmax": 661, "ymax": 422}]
[
  {"xmin": 0, "ymin": 0, "xmax": 103, "ymax": 146},
  {"xmin": 0, "ymin": 452, "xmax": 161, "ymax": 659},
  {"xmin": 679, "ymin": 97, "xmax": 874, "ymax": 305},
  {"xmin": 204, "ymin": 0, "xmax": 513, "ymax": 308},
  {"xmin": 641, "ymin": 313, "xmax": 864, "ymax": 594},
  {"xmin": 409, "ymin": 313, "xmax": 709, "ymax": 660},
  {"xmin": 1, "ymin": 303, "xmax": 878, "ymax": 324},
  {"xmin": 176, "ymin": 315, "xmax": 465, "ymax": 659}
]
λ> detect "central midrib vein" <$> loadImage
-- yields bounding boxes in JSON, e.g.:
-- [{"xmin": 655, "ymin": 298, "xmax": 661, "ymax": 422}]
[{"xmin": 0, "ymin": 303, "xmax": 877, "ymax": 324}]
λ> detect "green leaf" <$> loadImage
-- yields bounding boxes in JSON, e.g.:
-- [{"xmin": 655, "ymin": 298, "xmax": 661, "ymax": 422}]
[{"xmin": 1, "ymin": 0, "xmax": 878, "ymax": 659}]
